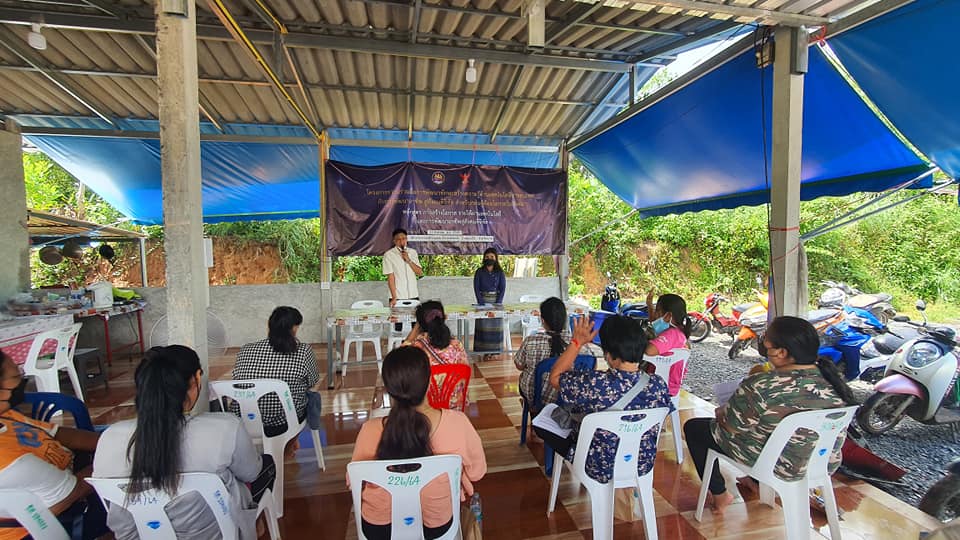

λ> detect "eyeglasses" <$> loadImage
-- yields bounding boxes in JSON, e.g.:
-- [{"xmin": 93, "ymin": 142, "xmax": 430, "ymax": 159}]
[{"xmin": 757, "ymin": 337, "xmax": 780, "ymax": 358}]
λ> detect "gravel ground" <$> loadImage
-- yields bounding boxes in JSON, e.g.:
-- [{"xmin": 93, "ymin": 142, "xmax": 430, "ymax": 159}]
[{"xmin": 682, "ymin": 331, "xmax": 956, "ymax": 510}]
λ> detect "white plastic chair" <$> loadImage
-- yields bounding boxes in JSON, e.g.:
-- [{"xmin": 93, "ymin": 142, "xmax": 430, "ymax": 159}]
[
  {"xmin": 343, "ymin": 300, "xmax": 385, "ymax": 376},
  {"xmin": 23, "ymin": 323, "xmax": 84, "ymax": 401},
  {"xmin": 347, "ymin": 455, "xmax": 463, "ymax": 540},
  {"xmin": 88, "ymin": 472, "xmax": 279, "ymax": 540},
  {"xmin": 694, "ymin": 406, "xmax": 858, "ymax": 540},
  {"xmin": 0, "ymin": 489, "xmax": 69, "ymax": 540},
  {"xmin": 209, "ymin": 378, "xmax": 325, "ymax": 517},
  {"xmin": 646, "ymin": 348, "xmax": 691, "ymax": 464},
  {"xmin": 387, "ymin": 299, "xmax": 420, "ymax": 350},
  {"xmin": 547, "ymin": 407, "xmax": 670, "ymax": 540},
  {"xmin": 519, "ymin": 294, "xmax": 546, "ymax": 337}
]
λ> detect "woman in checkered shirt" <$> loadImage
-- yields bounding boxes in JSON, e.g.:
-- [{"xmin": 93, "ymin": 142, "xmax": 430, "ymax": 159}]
[{"xmin": 232, "ymin": 307, "xmax": 321, "ymax": 445}]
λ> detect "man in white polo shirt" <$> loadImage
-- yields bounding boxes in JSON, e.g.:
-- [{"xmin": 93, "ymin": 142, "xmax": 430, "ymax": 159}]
[{"xmin": 383, "ymin": 228, "xmax": 423, "ymax": 307}]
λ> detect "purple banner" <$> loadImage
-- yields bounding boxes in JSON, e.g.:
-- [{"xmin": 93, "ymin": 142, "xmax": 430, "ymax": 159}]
[{"xmin": 325, "ymin": 161, "xmax": 567, "ymax": 256}]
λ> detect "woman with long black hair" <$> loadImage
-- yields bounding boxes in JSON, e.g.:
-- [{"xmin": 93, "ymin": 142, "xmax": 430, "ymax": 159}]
[
  {"xmin": 404, "ymin": 300, "xmax": 467, "ymax": 366},
  {"xmin": 683, "ymin": 316, "xmax": 857, "ymax": 513},
  {"xmin": 349, "ymin": 346, "xmax": 487, "ymax": 540},
  {"xmin": 94, "ymin": 346, "xmax": 275, "ymax": 540}
]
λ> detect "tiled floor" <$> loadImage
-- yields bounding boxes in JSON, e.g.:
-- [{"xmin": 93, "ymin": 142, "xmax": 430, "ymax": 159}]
[{"xmin": 77, "ymin": 343, "xmax": 942, "ymax": 539}]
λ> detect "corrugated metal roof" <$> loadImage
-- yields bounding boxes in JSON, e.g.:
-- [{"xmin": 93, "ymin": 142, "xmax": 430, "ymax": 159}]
[{"xmin": 0, "ymin": 0, "xmax": 875, "ymax": 142}]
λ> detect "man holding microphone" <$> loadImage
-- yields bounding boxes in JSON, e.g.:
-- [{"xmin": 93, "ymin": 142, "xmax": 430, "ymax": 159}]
[{"xmin": 383, "ymin": 228, "xmax": 423, "ymax": 307}]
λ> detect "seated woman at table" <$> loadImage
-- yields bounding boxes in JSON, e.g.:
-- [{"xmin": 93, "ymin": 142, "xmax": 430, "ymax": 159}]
[
  {"xmin": 349, "ymin": 346, "xmax": 487, "ymax": 540},
  {"xmin": 95, "ymin": 345, "xmax": 276, "ymax": 540},
  {"xmin": 645, "ymin": 292, "xmax": 693, "ymax": 396},
  {"xmin": 233, "ymin": 306, "xmax": 321, "ymax": 454},
  {"xmin": 533, "ymin": 315, "xmax": 673, "ymax": 483},
  {"xmin": 0, "ymin": 351, "xmax": 107, "ymax": 540},
  {"xmin": 514, "ymin": 297, "xmax": 602, "ymax": 413},
  {"xmin": 403, "ymin": 300, "xmax": 467, "ymax": 366},
  {"xmin": 683, "ymin": 316, "xmax": 857, "ymax": 513}
]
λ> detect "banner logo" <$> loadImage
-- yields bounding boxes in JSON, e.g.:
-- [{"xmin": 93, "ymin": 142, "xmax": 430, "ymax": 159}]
[{"xmin": 431, "ymin": 171, "xmax": 445, "ymax": 185}]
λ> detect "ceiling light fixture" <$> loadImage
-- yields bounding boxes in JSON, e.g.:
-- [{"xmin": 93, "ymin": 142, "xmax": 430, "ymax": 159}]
[
  {"xmin": 27, "ymin": 23, "xmax": 46, "ymax": 50},
  {"xmin": 465, "ymin": 59, "xmax": 477, "ymax": 84}
]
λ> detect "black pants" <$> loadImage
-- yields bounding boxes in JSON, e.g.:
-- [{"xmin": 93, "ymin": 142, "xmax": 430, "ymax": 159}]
[
  {"xmin": 361, "ymin": 517, "xmax": 453, "ymax": 540},
  {"xmin": 250, "ymin": 454, "xmax": 277, "ymax": 504},
  {"xmin": 683, "ymin": 417, "xmax": 728, "ymax": 495}
]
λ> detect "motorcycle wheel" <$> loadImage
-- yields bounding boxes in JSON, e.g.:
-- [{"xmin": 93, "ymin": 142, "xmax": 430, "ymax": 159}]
[
  {"xmin": 728, "ymin": 339, "xmax": 749, "ymax": 360},
  {"xmin": 920, "ymin": 474, "xmax": 960, "ymax": 522},
  {"xmin": 857, "ymin": 392, "xmax": 913, "ymax": 435},
  {"xmin": 689, "ymin": 314, "xmax": 711, "ymax": 343},
  {"xmin": 869, "ymin": 306, "xmax": 890, "ymax": 326}
]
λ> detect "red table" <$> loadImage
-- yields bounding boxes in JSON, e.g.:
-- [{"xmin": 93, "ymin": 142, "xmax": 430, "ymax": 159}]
[{"xmin": 72, "ymin": 302, "xmax": 146, "ymax": 365}]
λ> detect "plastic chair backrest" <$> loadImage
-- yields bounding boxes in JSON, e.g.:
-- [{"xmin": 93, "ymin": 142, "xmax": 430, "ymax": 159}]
[
  {"xmin": 573, "ymin": 407, "xmax": 670, "ymax": 487},
  {"xmin": 22, "ymin": 392, "xmax": 94, "ymax": 431},
  {"xmin": 532, "ymin": 355, "xmax": 596, "ymax": 409},
  {"xmin": 347, "ymin": 455, "xmax": 462, "ymax": 540},
  {"xmin": 394, "ymin": 299, "xmax": 419, "ymax": 308},
  {"xmin": 426, "ymin": 364, "xmax": 472, "ymax": 410},
  {"xmin": 646, "ymin": 348, "xmax": 691, "ymax": 383},
  {"xmin": 348, "ymin": 300, "xmax": 385, "ymax": 334},
  {"xmin": 209, "ymin": 379, "xmax": 300, "ymax": 441},
  {"xmin": 87, "ymin": 473, "xmax": 239, "ymax": 540},
  {"xmin": 351, "ymin": 300, "xmax": 384, "ymax": 309},
  {"xmin": 0, "ymin": 489, "xmax": 69, "ymax": 540},
  {"xmin": 751, "ymin": 406, "xmax": 858, "ymax": 481},
  {"xmin": 519, "ymin": 295, "xmax": 546, "ymax": 304},
  {"xmin": 23, "ymin": 323, "xmax": 82, "ymax": 376}
]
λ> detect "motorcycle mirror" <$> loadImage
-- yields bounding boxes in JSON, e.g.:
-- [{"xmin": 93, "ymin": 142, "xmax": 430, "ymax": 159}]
[
  {"xmin": 916, "ymin": 299, "xmax": 927, "ymax": 311},
  {"xmin": 606, "ymin": 271, "xmax": 611, "ymax": 278},
  {"xmin": 892, "ymin": 315, "xmax": 910, "ymax": 322}
]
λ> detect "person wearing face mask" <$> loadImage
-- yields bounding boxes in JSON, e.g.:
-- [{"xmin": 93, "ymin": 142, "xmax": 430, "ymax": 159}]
[
  {"xmin": 472, "ymin": 248, "xmax": 506, "ymax": 357},
  {"xmin": 682, "ymin": 316, "xmax": 857, "ymax": 513},
  {"xmin": 0, "ymin": 350, "xmax": 105, "ymax": 540},
  {"xmin": 94, "ymin": 346, "xmax": 276, "ymax": 540},
  {"xmin": 645, "ymin": 293, "xmax": 693, "ymax": 396}
]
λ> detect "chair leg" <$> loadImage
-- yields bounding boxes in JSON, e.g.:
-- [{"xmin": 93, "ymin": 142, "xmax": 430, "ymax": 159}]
[
  {"xmin": 670, "ymin": 408, "xmax": 683, "ymax": 464},
  {"xmin": 311, "ymin": 429, "xmax": 326, "ymax": 471},
  {"xmin": 820, "ymin": 480, "xmax": 842, "ymax": 540},
  {"xmin": 586, "ymin": 483, "xmax": 616, "ymax": 540},
  {"xmin": 34, "ymin": 372, "xmax": 60, "ymax": 394},
  {"xmin": 544, "ymin": 444, "xmax": 554, "ymax": 476},
  {"xmin": 519, "ymin": 401, "xmax": 528, "ymax": 446},
  {"xmin": 694, "ymin": 452, "xmax": 718, "ymax": 522},
  {"xmin": 637, "ymin": 473, "xmax": 658, "ymax": 540},
  {"xmin": 263, "ymin": 440, "xmax": 286, "ymax": 518},
  {"xmin": 64, "ymin": 364, "xmax": 84, "ymax": 402},
  {"xmin": 778, "ymin": 483, "xmax": 812, "ymax": 540},
  {"xmin": 341, "ymin": 340, "xmax": 351, "ymax": 377},
  {"xmin": 547, "ymin": 452, "xmax": 563, "ymax": 514},
  {"xmin": 372, "ymin": 338, "xmax": 382, "ymax": 374},
  {"xmin": 264, "ymin": 491, "xmax": 281, "ymax": 540}
]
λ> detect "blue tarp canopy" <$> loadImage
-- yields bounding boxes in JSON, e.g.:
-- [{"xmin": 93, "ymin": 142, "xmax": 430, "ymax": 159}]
[
  {"xmin": 24, "ymin": 124, "xmax": 560, "ymax": 224},
  {"xmin": 572, "ymin": 45, "xmax": 930, "ymax": 217},
  {"xmin": 829, "ymin": 0, "xmax": 960, "ymax": 180}
]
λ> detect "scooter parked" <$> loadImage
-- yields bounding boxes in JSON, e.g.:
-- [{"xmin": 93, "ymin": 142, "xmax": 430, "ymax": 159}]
[
  {"xmin": 688, "ymin": 293, "xmax": 758, "ymax": 343},
  {"xmin": 819, "ymin": 280, "xmax": 897, "ymax": 324},
  {"xmin": 819, "ymin": 307, "xmax": 893, "ymax": 381},
  {"xmin": 856, "ymin": 301, "xmax": 960, "ymax": 435},
  {"xmin": 727, "ymin": 288, "xmax": 770, "ymax": 359}
]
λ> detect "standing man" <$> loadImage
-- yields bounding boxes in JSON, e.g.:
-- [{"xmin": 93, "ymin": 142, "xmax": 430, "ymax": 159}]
[{"xmin": 383, "ymin": 228, "xmax": 423, "ymax": 307}]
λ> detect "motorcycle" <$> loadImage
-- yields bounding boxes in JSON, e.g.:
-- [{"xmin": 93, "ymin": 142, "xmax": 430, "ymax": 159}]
[
  {"xmin": 920, "ymin": 458, "xmax": 960, "ymax": 523},
  {"xmin": 688, "ymin": 292, "xmax": 758, "ymax": 343},
  {"xmin": 727, "ymin": 288, "xmax": 770, "ymax": 359},
  {"xmin": 856, "ymin": 300, "xmax": 960, "ymax": 436},
  {"xmin": 819, "ymin": 306, "xmax": 898, "ymax": 381},
  {"xmin": 819, "ymin": 280, "xmax": 897, "ymax": 325},
  {"xmin": 600, "ymin": 272, "xmax": 621, "ymax": 313}
]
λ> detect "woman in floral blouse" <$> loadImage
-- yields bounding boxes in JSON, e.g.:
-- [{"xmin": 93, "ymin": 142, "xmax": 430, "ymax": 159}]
[
  {"xmin": 533, "ymin": 314, "xmax": 673, "ymax": 483},
  {"xmin": 683, "ymin": 316, "xmax": 857, "ymax": 513},
  {"xmin": 403, "ymin": 300, "xmax": 468, "ymax": 409}
]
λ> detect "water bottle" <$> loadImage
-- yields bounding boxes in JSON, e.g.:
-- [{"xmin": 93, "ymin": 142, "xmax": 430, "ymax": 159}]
[{"xmin": 469, "ymin": 492, "xmax": 482, "ymax": 522}]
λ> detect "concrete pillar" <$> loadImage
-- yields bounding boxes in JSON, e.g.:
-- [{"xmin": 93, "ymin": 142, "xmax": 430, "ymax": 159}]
[
  {"xmin": 319, "ymin": 135, "xmax": 332, "ymax": 342},
  {"xmin": 156, "ymin": 2, "xmax": 209, "ymax": 402},
  {"xmin": 558, "ymin": 144, "xmax": 570, "ymax": 301},
  {"xmin": 0, "ymin": 127, "xmax": 29, "ymax": 299},
  {"xmin": 769, "ymin": 26, "xmax": 806, "ymax": 318}
]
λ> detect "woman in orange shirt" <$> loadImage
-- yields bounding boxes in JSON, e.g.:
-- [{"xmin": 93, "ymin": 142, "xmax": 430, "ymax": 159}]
[{"xmin": 349, "ymin": 346, "xmax": 486, "ymax": 539}]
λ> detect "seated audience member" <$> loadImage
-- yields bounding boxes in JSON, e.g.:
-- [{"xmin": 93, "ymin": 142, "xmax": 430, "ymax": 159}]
[
  {"xmin": 533, "ymin": 315, "xmax": 673, "ymax": 483},
  {"xmin": 0, "ymin": 351, "xmax": 105, "ymax": 540},
  {"xmin": 95, "ymin": 346, "xmax": 275, "ymax": 540},
  {"xmin": 233, "ymin": 306, "xmax": 321, "ymax": 450},
  {"xmin": 683, "ymin": 316, "xmax": 857, "ymax": 512},
  {"xmin": 349, "ymin": 346, "xmax": 487, "ymax": 540},
  {"xmin": 514, "ymin": 297, "xmax": 601, "ymax": 412},
  {"xmin": 404, "ymin": 301, "xmax": 467, "ymax": 365},
  {"xmin": 645, "ymin": 292, "xmax": 693, "ymax": 396}
]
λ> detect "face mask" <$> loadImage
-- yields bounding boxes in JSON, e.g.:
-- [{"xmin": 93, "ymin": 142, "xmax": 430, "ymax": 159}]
[
  {"xmin": 651, "ymin": 317, "xmax": 670, "ymax": 336},
  {"xmin": 4, "ymin": 379, "xmax": 27, "ymax": 409},
  {"xmin": 484, "ymin": 260, "xmax": 495, "ymax": 268}
]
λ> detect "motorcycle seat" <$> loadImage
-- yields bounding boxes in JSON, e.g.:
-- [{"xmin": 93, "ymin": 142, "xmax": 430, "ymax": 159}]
[
  {"xmin": 847, "ymin": 294, "xmax": 891, "ymax": 308},
  {"xmin": 872, "ymin": 334, "xmax": 904, "ymax": 355},
  {"xmin": 807, "ymin": 309, "xmax": 841, "ymax": 325},
  {"xmin": 732, "ymin": 302, "xmax": 758, "ymax": 314}
]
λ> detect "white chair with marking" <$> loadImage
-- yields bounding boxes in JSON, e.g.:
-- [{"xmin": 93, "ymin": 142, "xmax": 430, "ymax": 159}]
[
  {"xmin": 694, "ymin": 406, "xmax": 858, "ymax": 540},
  {"xmin": 0, "ymin": 489, "xmax": 69, "ymax": 540},
  {"xmin": 387, "ymin": 299, "xmax": 420, "ymax": 350},
  {"xmin": 210, "ymin": 379, "xmax": 325, "ymax": 517},
  {"xmin": 646, "ymin": 348, "xmax": 691, "ymax": 464},
  {"xmin": 88, "ymin": 472, "xmax": 280, "ymax": 540},
  {"xmin": 347, "ymin": 454, "xmax": 463, "ymax": 540},
  {"xmin": 519, "ymin": 294, "xmax": 546, "ymax": 338},
  {"xmin": 547, "ymin": 407, "xmax": 670, "ymax": 540},
  {"xmin": 343, "ymin": 300, "xmax": 385, "ymax": 376},
  {"xmin": 23, "ymin": 323, "xmax": 85, "ymax": 401}
]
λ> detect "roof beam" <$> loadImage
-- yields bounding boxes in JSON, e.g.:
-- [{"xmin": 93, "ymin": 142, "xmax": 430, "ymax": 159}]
[
  {"xmin": 825, "ymin": 0, "xmax": 914, "ymax": 37},
  {"xmin": 0, "ymin": 26, "xmax": 117, "ymax": 127},
  {"xmin": 490, "ymin": 66, "xmax": 525, "ymax": 142},
  {"xmin": 544, "ymin": 2, "xmax": 605, "ymax": 46},
  {"xmin": 619, "ymin": 0, "xmax": 832, "ymax": 26},
  {"xmin": 409, "ymin": 0, "xmax": 423, "ymax": 44}
]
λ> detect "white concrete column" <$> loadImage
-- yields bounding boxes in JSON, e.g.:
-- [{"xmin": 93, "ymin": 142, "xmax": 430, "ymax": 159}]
[
  {"xmin": 558, "ymin": 146, "xmax": 570, "ymax": 301},
  {"xmin": 769, "ymin": 26, "xmax": 806, "ymax": 318},
  {"xmin": 0, "ymin": 126, "xmax": 29, "ymax": 300},
  {"xmin": 318, "ymin": 135, "xmax": 332, "ymax": 342},
  {"xmin": 156, "ymin": 2, "xmax": 209, "ymax": 398}
]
